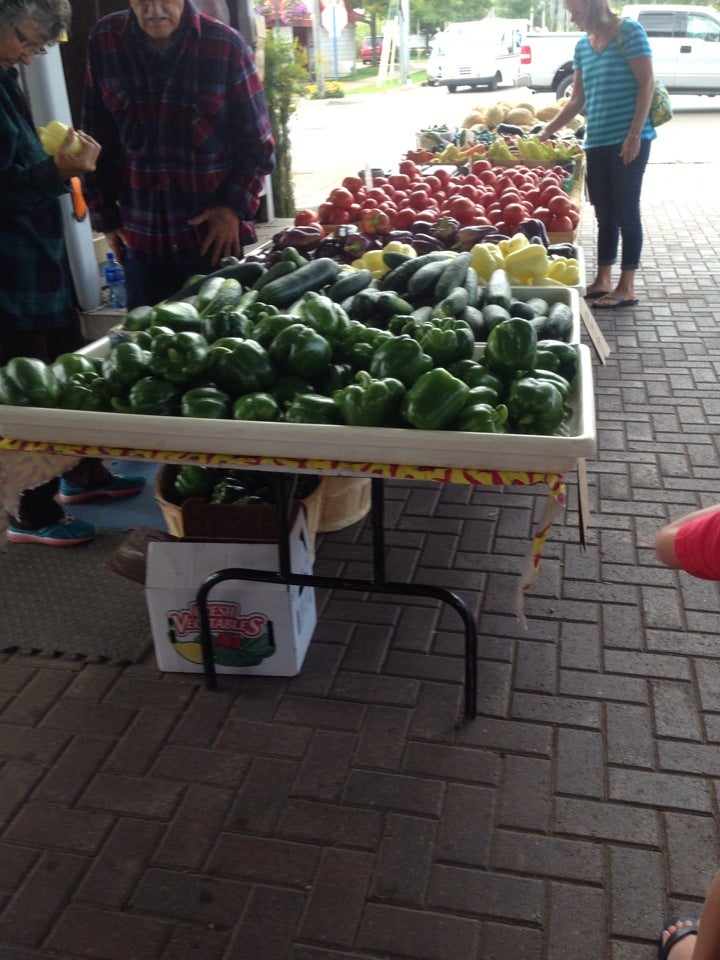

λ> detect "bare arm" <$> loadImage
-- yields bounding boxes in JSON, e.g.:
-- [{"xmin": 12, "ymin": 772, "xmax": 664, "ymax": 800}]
[
  {"xmin": 538, "ymin": 70, "xmax": 585, "ymax": 140},
  {"xmin": 621, "ymin": 54, "xmax": 654, "ymax": 164}
]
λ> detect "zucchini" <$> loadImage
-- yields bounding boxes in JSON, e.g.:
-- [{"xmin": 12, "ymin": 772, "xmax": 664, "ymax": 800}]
[
  {"xmin": 256, "ymin": 257, "xmax": 341, "ymax": 308},
  {"xmin": 326, "ymin": 267, "xmax": 375, "ymax": 303},
  {"xmin": 484, "ymin": 269, "xmax": 513, "ymax": 311},
  {"xmin": 544, "ymin": 301, "xmax": 574, "ymax": 342},
  {"xmin": 433, "ymin": 251, "xmax": 472, "ymax": 302},
  {"xmin": 378, "ymin": 250, "xmax": 452, "ymax": 294}
]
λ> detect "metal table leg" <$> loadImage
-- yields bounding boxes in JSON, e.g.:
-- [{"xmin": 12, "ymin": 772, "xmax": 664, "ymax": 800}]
[{"xmin": 196, "ymin": 475, "xmax": 478, "ymax": 723}]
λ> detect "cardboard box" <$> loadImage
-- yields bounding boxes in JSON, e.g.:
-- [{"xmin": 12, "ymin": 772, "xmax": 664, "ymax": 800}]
[{"xmin": 146, "ymin": 510, "xmax": 316, "ymax": 676}]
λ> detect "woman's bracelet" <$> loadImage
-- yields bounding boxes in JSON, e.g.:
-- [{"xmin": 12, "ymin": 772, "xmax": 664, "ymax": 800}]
[{"xmin": 628, "ymin": 133, "xmax": 640, "ymax": 139}]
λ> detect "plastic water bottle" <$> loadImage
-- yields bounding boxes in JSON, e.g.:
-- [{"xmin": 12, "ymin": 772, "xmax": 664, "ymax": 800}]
[{"xmin": 103, "ymin": 252, "xmax": 127, "ymax": 309}]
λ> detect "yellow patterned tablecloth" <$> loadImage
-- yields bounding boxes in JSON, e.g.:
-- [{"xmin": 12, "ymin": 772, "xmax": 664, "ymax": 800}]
[{"xmin": 0, "ymin": 438, "xmax": 567, "ymax": 619}]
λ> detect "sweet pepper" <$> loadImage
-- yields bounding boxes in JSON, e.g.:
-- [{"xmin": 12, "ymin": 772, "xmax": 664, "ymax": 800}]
[
  {"xmin": 209, "ymin": 339, "xmax": 277, "ymax": 398},
  {"xmin": 484, "ymin": 317, "xmax": 538, "ymax": 377},
  {"xmin": 269, "ymin": 323, "xmax": 333, "ymax": 381},
  {"xmin": 417, "ymin": 317, "xmax": 475, "ymax": 367},
  {"xmin": 49, "ymin": 352, "xmax": 97, "ymax": 389},
  {"xmin": 368, "ymin": 334, "xmax": 434, "ymax": 388},
  {"xmin": 333, "ymin": 370, "xmax": 406, "ymax": 427},
  {"xmin": 121, "ymin": 376, "xmax": 182, "ymax": 416},
  {"xmin": 2, "ymin": 357, "xmax": 60, "ymax": 408},
  {"xmin": 453, "ymin": 401, "xmax": 509, "ymax": 433},
  {"xmin": 59, "ymin": 371, "xmax": 111, "ymax": 412},
  {"xmin": 232, "ymin": 391, "xmax": 282, "ymax": 422},
  {"xmin": 284, "ymin": 392, "xmax": 342, "ymax": 425},
  {"xmin": 101, "ymin": 341, "xmax": 150, "ymax": 397},
  {"xmin": 180, "ymin": 385, "xmax": 231, "ymax": 419},
  {"xmin": 148, "ymin": 331, "xmax": 210, "ymax": 386},
  {"xmin": 506, "ymin": 377, "xmax": 566, "ymax": 435},
  {"xmin": 401, "ymin": 368, "xmax": 469, "ymax": 430},
  {"xmin": 295, "ymin": 291, "xmax": 350, "ymax": 340}
]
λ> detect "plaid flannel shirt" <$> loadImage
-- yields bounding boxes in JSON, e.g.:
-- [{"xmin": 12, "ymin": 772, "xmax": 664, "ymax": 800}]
[
  {"xmin": 0, "ymin": 68, "xmax": 75, "ymax": 333},
  {"xmin": 81, "ymin": 2, "xmax": 275, "ymax": 266}
]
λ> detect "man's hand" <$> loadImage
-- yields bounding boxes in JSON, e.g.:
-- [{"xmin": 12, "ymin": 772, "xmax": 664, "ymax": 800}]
[
  {"xmin": 104, "ymin": 228, "xmax": 128, "ymax": 265},
  {"xmin": 53, "ymin": 129, "xmax": 101, "ymax": 179},
  {"xmin": 187, "ymin": 205, "xmax": 241, "ymax": 265}
]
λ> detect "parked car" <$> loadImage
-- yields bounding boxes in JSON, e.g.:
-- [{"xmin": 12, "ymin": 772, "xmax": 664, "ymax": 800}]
[{"xmin": 360, "ymin": 37, "xmax": 382, "ymax": 63}]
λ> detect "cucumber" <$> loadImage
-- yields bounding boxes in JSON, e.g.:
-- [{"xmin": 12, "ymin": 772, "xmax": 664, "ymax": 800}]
[
  {"xmin": 383, "ymin": 250, "xmax": 415, "ymax": 270},
  {"xmin": 459, "ymin": 305, "xmax": 487, "ymax": 341},
  {"xmin": 544, "ymin": 301, "xmax": 574, "ymax": 342},
  {"xmin": 432, "ymin": 285, "xmax": 470, "ymax": 319},
  {"xmin": 524, "ymin": 296, "xmax": 550, "ymax": 317},
  {"xmin": 256, "ymin": 257, "xmax": 341, "ymax": 308},
  {"xmin": 164, "ymin": 257, "xmax": 263, "ymax": 302},
  {"xmin": 326, "ymin": 267, "xmax": 375, "ymax": 303},
  {"xmin": 484, "ymin": 269, "xmax": 513, "ymax": 311},
  {"xmin": 433, "ymin": 251, "xmax": 472, "ymax": 302},
  {"xmin": 463, "ymin": 265, "xmax": 480, "ymax": 308},
  {"xmin": 482, "ymin": 303, "xmax": 512, "ymax": 332},
  {"xmin": 378, "ymin": 250, "xmax": 452, "ymax": 294},
  {"xmin": 407, "ymin": 258, "xmax": 454, "ymax": 299},
  {"xmin": 508, "ymin": 300, "xmax": 536, "ymax": 322},
  {"xmin": 195, "ymin": 275, "xmax": 226, "ymax": 312},
  {"xmin": 199, "ymin": 277, "xmax": 244, "ymax": 318},
  {"xmin": 251, "ymin": 259, "xmax": 297, "ymax": 292}
]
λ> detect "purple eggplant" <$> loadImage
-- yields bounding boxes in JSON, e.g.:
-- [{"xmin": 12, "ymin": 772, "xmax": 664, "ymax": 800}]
[
  {"xmin": 314, "ymin": 236, "xmax": 344, "ymax": 260},
  {"xmin": 548, "ymin": 242, "xmax": 577, "ymax": 258},
  {"xmin": 272, "ymin": 225, "xmax": 325, "ymax": 252},
  {"xmin": 432, "ymin": 215, "xmax": 461, "ymax": 245},
  {"xmin": 453, "ymin": 224, "xmax": 504, "ymax": 251},
  {"xmin": 410, "ymin": 219, "xmax": 438, "ymax": 235},
  {"xmin": 412, "ymin": 233, "xmax": 446, "ymax": 254},
  {"xmin": 386, "ymin": 229, "xmax": 415, "ymax": 245},
  {"xmin": 517, "ymin": 218, "xmax": 551, "ymax": 248}
]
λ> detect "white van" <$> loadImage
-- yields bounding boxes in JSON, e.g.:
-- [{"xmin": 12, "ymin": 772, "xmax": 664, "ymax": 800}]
[
  {"xmin": 622, "ymin": 5, "xmax": 720, "ymax": 93},
  {"xmin": 426, "ymin": 18, "xmax": 531, "ymax": 93}
]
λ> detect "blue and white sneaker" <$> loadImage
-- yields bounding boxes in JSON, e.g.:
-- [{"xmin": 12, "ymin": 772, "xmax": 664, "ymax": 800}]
[
  {"xmin": 6, "ymin": 515, "xmax": 95, "ymax": 546},
  {"xmin": 57, "ymin": 473, "xmax": 146, "ymax": 505}
]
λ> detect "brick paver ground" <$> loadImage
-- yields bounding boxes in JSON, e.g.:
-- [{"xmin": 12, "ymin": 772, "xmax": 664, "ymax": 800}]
[{"xmin": 1, "ymin": 158, "xmax": 720, "ymax": 959}]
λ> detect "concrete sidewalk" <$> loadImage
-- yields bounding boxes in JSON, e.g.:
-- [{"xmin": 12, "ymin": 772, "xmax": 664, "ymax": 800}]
[{"xmin": 1, "ymin": 159, "xmax": 719, "ymax": 960}]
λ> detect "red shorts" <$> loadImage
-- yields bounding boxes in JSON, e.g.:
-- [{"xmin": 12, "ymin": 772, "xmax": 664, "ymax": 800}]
[{"xmin": 675, "ymin": 510, "xmax": 720, "ymax": 580}]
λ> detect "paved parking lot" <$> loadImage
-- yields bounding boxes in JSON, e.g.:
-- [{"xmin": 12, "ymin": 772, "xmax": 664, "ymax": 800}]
[{"xmin": 1, "ymin": 157, "xmax": 720, "ymax": 959}]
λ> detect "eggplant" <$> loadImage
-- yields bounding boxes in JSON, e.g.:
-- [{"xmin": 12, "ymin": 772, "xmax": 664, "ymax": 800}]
[
  {"xmin": 432, "ymin": 215, "xmax": 461, "ymax": 245},
  {"xmin": 517, "ymin": 217, "xmax": 551, "ymax": 248},
  {"xmin": 453, "ymin": 224, "xmax": 503, "ymax": 251},
  {"xmin": 314, "ymin": 236, "xmax": 344, "ymax": 260},
  {"xmin": 410, "ymin": 219, "xmax": 437, "ymax": 235},
  {"xmin": 272, "ymin": 225, "xmax": 324, "ymax": 252},
  {"xmin": 386, "ymin": 229, "xmax": 415, "ymax": 245},
  {"xmin": 548, "ymin": 242, "xmax": 577, "ymax": 258},
  {"xmin": 411, "ymin": 233, "xmax": 446, "ymax": 254},
  {"xmin": 496, "ymin": 123, "xmax": 526, "ymax": 136}
]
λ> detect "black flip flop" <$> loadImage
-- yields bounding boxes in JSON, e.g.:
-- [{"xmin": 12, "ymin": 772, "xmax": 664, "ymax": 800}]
[
  {"xmin": 584, "ymin": 289, "xmax": 610, "ymax": 300},
  {"xmin": 592, "ymin": 294, "xmax": 639, "ymax": 309},
  {"xmin": 657, "ymin": 916, "xmax": 699, "ymax": 960}
]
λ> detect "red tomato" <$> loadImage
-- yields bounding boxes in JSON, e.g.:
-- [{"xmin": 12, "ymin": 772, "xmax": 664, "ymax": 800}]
[
  {"xmin": 341, "ymin": 175, "xmax": 364, "ymax": 195},
  {"xmin": 366, "ymin": 186, "xmax": 391, "ymax": 204},
  {"xmin": 329, "ymin": 186, "xmax": 354, "ymax": 209},
  {"xmin": 317, "ymin": 201, "xmax": 334, "ymax": 222},
  {"xmin": 457, "ymin": 184, "xmax": 479, "ymax": 202},
  {"xmin": 448, "ymin": 196, "xmax": 477, "ymax": 224},
  {"xmin": 409, "ymin": 189, "xmax": 433, "ymax": 210},
  {"xmin": 393, "ymin": 207, "xmax": 419, "ymax": 229},
  {"xmin": 372, "ymin": 175, "xmax": 389, "ymax": 188},
  {"xmin": 347, "ymin": 202, "xmax": 363, "ymax": 221},
  {"xmin": 533, "ymin": 206, "xmax": 551, "ymax": 225},
  {"xmin": 547, "ymin": 194, "xmax": 575, "ymax": 216},
  {"xmin": 326, "ymin": 206, "xmax": 351, "ymax": 225},
  {"xmin": 399, "ymin": 159, "xmax": 421, "ymax": 180},
  {"xmin": 547, "ymin": 214, "xmax": 574, "ymax": 233},
  {"xmin": 294, "ymin": 208, "xmax": 318, "ymax": 226},
  {"xmin": 470, "ymin": 159, "xmax": 492, "ymax": 175},
  {"xmin": 503, "ymin": 203, "xmax": 528, "ymax": 226},
  {"xmin": 478, "ymin": 169, "xmax": 498, "ymax": 188},
  {"xmin": 434, "ymin": 167, "xmax": 452, "ymax": 186},
  {"xmin": 388, "ymin": 173, "xmax": 411, "ymax": 190},
  {"xmin": 423, "ymin": 175, "xmax": 442, "ymax": 193}
]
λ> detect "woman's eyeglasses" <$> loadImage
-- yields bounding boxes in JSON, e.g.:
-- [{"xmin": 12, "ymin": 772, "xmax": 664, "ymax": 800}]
[{"xmin": 13, "ymin": 25, "xmax": 47, "ymax": 56}]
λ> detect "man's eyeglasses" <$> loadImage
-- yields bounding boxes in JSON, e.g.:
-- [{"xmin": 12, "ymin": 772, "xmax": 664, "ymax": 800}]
[{"xmin": 13, "ymin": 25, "xmax": 47, "ymax": 56}]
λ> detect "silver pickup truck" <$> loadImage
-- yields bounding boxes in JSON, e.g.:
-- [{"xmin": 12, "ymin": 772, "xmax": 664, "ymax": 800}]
[{"xmin": 522, "ymin": 5, "xmax": 720, "ymax": 98}]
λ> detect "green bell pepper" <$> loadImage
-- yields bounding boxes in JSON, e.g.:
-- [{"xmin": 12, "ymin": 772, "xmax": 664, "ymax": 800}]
[
  {"xmin": 269, "ymin": 323, "xmax": 332, "ymax": 382},
  {"xmin": 271, "ymin": 374, "xmax": 315, "ymax": 404},
  {"xmin": 284, "ymin": 392, "xmax": 342, "ymax": 425},
  {"xmin": 453, "ymin": 402, "xmax": 508, "ymax": 433},
  {"xmin": 59, "ymin": 371, "xmax": 111, "ymax": 412},
  {"xmin": 401, "ymin": 368, "xmax": 469, "ymax": 431},
  {"xmin": 536, "ymin": 339, "xmax": 578, "ymax": 383},
  {"xmin": 528, "ymin": 368, "xmax": 572, "ymax": 401},
  {"xmin": 368, "ymin": 334, "xmax": 434, "ymax": 388},
  {"xmin": 101, "ymin": 340, "xmax": 151, "ymax": 397},
  {"xmin": 210, "ymin": 476, "xmax": 265, "ymax": 505},
  {"xmin": 484, "ymin": 316, "xmax": 538, "ymax": 377},
  {"xmin": 209, "ymin": 339, "xmax": 277, "ymax": 398},
  {"xmin": 317, "ymin": 362, "xmax": 354, "ymax": 396},
  {"xmin": 507, "ymin": 377, "xmax": 566, "ymax": 435},
  {"xmin": 232, "ymin": 391, "xmax": 281, "ymax": 422},
  {"xmin": 447, "ymin": 359, "xmax": 504, "ymax": 399},
  {"xmin": 173, "ymin": 465, "xmax": 216, "ymax": 500},
  {"xmin": 334, "ymin": 370, "xmax": 406, "ymax": 427},
  {"xmin": 204, "ymin": 307, "xmax": 253, "ymax": 344},
  {"xmin": 49, "ymin": 352, "xmax": 97, "ymax": 389},
  {"xmin": 417, "ymin": 317, "xmax": 475, "ymax": 367},
  {"xmin": 3, "ymin": 357, "xmax": 60, "ymax": 408},
  {"xmin": 0, "ymin": 367, "xmax": 30, "ymax": 406},
  {"xmin": 122, "ymin": 304, "xmax": 156, "ymax": 332},
  {"xmin": 295, "ymin": 291, "xmax": 351, "ymax": 340},
  {"xmin": 248, "ymin": 311, "xmax": 300, "ymax": 348},
  {"xmin": 181, "ymin": 385, "xmax": 231, "ymax": 419},
  {"xmin": 148, "ymin": 331, "xmax": 210, "ymax": 386},
  {"xmin": 123, "ymin": 376, "xmax": 182, "ymax": 416},
  {"xmin": 152, "ymin": 300, "xmax": 204, "ymax": 334}
]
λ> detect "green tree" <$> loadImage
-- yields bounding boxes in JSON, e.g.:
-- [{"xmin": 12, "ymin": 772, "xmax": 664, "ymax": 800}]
[{"xmin": 262, "ymin": 34, "xmax": 309, "ymax": 217}]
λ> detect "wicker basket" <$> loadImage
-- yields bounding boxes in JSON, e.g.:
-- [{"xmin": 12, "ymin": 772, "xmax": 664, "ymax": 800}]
[
  {"xmin": 316, "ymin": 477, "xmax": 371, "ymax": 533},
  {"xmin": 154, "ymin": 465, "xmax": 323, "ymax": 549}
]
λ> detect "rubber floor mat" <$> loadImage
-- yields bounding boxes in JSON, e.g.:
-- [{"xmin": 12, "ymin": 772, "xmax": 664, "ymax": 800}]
[{"xmin": 0, "ymin": 530, "xmax": 153, "ymax": 664}]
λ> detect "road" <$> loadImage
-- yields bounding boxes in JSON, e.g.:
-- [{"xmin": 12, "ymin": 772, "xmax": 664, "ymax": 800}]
[{"xmin": 290, "ymin": 82, "xmax": 720, "ymax": 209}]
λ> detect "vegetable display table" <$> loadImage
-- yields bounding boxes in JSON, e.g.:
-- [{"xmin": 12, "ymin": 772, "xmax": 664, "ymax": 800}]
[{"xmin": 0, "ymin": 437, "xmax": 569, "ymax": 725}]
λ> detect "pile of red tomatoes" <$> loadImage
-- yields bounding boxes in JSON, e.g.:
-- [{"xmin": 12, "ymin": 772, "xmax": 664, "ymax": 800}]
[{"xmin": 302, "ymin": 158, "xmax": 580, "ymax": 237}]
